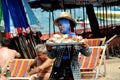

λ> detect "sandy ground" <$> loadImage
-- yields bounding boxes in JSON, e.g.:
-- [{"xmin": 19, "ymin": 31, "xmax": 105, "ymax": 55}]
[
  {"xmin": 98, "ymin": 57, "xmax": 120, "ymax": 80},
  {"xmin": 81, "ymin": 57, "xmax": 120, "ymax": 80}
]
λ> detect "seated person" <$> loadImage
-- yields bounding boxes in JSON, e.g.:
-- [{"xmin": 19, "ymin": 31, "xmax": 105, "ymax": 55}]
[
  {"xmin": 27, "ymin": 44, "xmax": 54, "ymax": 80},
  {"xmin": 0, "ymin": 37, "xmax": 21, "ymax": 67}
]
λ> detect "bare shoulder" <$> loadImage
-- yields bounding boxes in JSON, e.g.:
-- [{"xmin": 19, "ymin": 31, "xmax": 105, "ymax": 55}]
[
  {"xmin": 9, "ymin": 49, "xmax": 19, "ymax": 54},
  {"xmin": 9, "ymin": 49, "xmax": 21, "ymax": 57}
]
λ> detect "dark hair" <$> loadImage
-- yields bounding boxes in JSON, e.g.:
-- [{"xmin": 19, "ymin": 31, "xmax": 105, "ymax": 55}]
[
  {"xmin": 69, "ymin": 21, "xmax": 75, "ymax": 32},
  {"xmin": 1, "ymin": 37, "xmax": 11, "ymax": 47},
  {"xmin": 70, "ymin": 26, "xmax": 74, "ymax": 32}
]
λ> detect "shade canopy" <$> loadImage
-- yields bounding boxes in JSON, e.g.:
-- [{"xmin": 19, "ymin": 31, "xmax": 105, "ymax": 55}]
[{"xmin": 28, "ymin": 0, "xmax": 120, "ymax": 11}]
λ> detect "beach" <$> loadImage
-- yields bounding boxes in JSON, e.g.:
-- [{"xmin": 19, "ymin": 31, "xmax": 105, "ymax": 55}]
[{"xmin": 99, "ymin": 57, "xmax": 120, "ymax": 80}]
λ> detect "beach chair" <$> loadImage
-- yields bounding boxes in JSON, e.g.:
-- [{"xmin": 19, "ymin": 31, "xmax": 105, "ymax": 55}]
[
  {"xmin": 78, "ymin": 45, "xmax": 107, "ymax": 80},
  {"xmin": 85, "ymin": 37, "xmax": 106, "ymax": 46},
  {"xmin": 105, "ymin": 34, "xmax": 118, "ymax": 58},
  {"xmin": 2, "ymin": 59, "xmax": 34, "ymax": 80}
]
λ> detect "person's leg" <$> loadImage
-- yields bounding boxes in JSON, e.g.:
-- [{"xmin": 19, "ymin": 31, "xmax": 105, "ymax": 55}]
[
  {"xmin": 42, "ymin": 73, "xmax": 50, "ymax": 80},
  {"xmin": 31, "ymin": 76, "xmax": 37, "ymax": 80}
]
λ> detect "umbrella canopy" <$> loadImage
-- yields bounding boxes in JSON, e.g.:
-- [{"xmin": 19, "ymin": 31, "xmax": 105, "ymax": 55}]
[{"xmin": 1, "ymin": 0, "xmax": 41, "ymax": 38}]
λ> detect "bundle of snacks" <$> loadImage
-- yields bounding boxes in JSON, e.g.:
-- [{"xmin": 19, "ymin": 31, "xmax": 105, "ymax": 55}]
[{"xmin": 46, "ymin": 34, "xmax": 83, "ymax": 44}]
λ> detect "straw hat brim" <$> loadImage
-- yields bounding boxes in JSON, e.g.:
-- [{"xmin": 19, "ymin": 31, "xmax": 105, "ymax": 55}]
[{"xmin": 54, "ymin": 17, "xmax": 77, "ymax": 28}]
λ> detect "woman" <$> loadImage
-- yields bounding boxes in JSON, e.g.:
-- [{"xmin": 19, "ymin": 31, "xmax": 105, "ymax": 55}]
[{"xmin": 46, "ymin": 12, "xmax": 91, "ymax": 80}]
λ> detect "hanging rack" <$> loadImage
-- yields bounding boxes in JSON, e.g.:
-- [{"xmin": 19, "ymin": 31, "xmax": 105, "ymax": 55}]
[
  {"xmin": 110, "ymin": 5, "xmax": 113, "ymax": 26},
  {"xmin": 62, "ymin": 0, "xmax": 66, "ymax": 11},
  {"xmin": 82, "ymin": 5, "xmax": 85, "ymax": 34},
  {"xmin": 52, "ymin": 11, "xmax": 55, "ymax": 34},
  {"xmin": 49, "ymin": 11, "xmax": 51, "ymax": 38}
]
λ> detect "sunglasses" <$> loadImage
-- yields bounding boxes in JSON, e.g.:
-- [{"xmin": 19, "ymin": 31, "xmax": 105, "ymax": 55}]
[{"xmin": 58, "ymin": 24, "xmax": 62, "ymax": 26}]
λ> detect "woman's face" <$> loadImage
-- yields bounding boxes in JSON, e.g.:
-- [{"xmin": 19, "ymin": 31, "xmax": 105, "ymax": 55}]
[
  {"xmin": 58, "ymin": 19, "xmax": 70, "ymax": 34},
  {"xmin": 58, "ymin": 24, "xmax": 64, "ymax": 32}
]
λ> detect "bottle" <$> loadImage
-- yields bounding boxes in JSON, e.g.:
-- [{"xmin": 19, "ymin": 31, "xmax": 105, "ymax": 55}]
[
  {"xmin": 6, "ymin": 66, "xmax": 11, "ymax": 77},
  {"xmin": 0, "ymin": 66, "xmax": 2, "ymax": 74}
]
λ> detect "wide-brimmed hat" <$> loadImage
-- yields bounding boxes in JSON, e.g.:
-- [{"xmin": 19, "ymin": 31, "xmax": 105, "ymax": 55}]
[{"xmin": 54, "ymin": 12, "xmax": 76, "ymax": 27}]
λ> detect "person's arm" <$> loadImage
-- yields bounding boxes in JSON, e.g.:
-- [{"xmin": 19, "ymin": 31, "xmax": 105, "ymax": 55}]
[
  {"xmin": 10, "ymin": 49, "xmax": 21, "ymax": 58},
  {"xmin": 27, "ymin": 58, "xmax": 37, "ymax": 72},
  {"xmin": 8, "ymin": 49, "xmax": 21, "ymax": 58},
  {"xmin": 28, "ymin": 58, "xmax": 54, "ymax": 76},
  {"xmin": 79, "ymin": 43, "xmax": 92, "ymax": 56},
  {"xmin": 15, "ymin": 51, "xmax": 21, "ymax": 58},
  {"xmin": 27, "ymin": 67, "xmax": 38, "ymax": 76},
  {"xmin": 46, "ymin": 44, "xmax": 57, "ymax": 59},
  {"xmin": 0, "ymin": 75, "xmax": 8, "ymax": 80},
  {"xmin": 38, "ymin": 58, "xmax": 54, "ymax": 70}
]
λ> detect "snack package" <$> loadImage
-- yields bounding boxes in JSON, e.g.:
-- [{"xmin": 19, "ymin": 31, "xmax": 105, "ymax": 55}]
[{"xmin": 46, "ymin": 34, "xmax": 83, "ymax": 44}]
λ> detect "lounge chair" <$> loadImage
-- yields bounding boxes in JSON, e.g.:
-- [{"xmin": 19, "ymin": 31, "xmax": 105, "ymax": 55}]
[
  {"xmin": 2, "ymin": 59, "xmax": 34, "ymax": 80},
  {"xmin": 78, "ymin": 45, "xmax": 107, "ymax": 80},
  {"xmin": 85, "ymin": 37, "xmax": 106, "ymax": 46},
  {"xmin": 105, "ymin": 34, "xmax": 118, "ymax": 58}
]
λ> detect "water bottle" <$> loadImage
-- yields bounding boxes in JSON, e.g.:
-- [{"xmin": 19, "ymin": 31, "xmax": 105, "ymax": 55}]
[
  {"xmin": 0, "ymin": 66, "xmax": 2, "ymax": 74},
  {"xmin": 6, "ymin": 66, "xmax": 11, "ymax": 77}
]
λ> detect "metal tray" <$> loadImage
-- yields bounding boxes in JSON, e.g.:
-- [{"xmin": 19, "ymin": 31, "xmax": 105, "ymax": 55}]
[{"xmin": 45, "ymin": 39, "xmax": 84, "ymax": 46}]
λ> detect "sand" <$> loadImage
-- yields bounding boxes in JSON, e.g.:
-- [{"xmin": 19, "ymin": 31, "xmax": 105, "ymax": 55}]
[{"xmin": 98, "ymin": 57, "xmax": 120, "ymax": 80}]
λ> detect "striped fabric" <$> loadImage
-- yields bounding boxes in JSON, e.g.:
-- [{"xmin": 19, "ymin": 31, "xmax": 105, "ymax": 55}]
[
  {"xmin": 79, "ymin": 47, "xmax": 103, "ymax": 69},
  {"xmin": 79, "ymin": 46, "xmax": 107, "ymax": 79},
  {"xmin": 85, "ymin": 37, "xmax": 106, "ymax": 46},
  {"xmin": 8, "ymin": 59, "xmax": 34, "ymax": 77},
  {"xmin": 87, "ymin": 39, "xmax": 101, "ymax": 46}
]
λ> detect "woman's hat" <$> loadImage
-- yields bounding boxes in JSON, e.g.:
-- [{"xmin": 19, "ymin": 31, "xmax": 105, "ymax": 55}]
[{"xmin": 54, "ymin": 12, "xmax": 76, "ymax": 27}]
